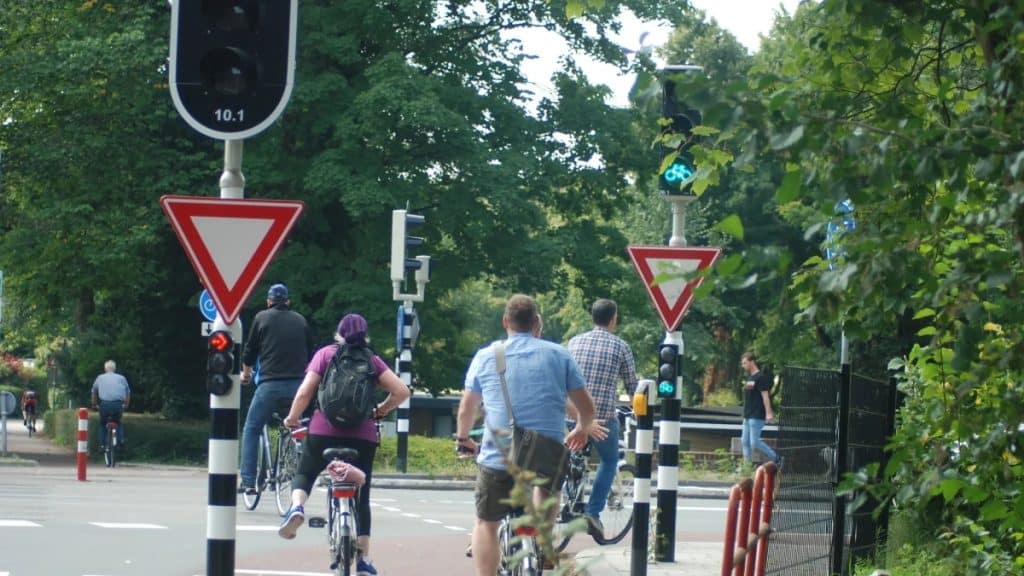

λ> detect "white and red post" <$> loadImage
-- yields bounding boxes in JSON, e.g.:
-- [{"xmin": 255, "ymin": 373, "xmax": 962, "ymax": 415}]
[{"xmin": 77, "ymin": 407, "xmax": 89, "ymax": 481}]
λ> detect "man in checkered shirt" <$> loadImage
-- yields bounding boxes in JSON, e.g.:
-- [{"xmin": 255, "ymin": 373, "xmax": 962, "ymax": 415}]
[{"xmin": 567, "ymin": 298, "xmax": 638, "ymax": 535}]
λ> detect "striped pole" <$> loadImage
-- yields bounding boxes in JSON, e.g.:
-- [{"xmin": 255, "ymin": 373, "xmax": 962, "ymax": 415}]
[
  {"xmin": 395, "ymin": 301, "xmax": 414, "ymax": 472},
  {"xmin": 655, "ymin": 331, "xmax": 683, "ymax": 562},
  {"xmin": 207, "ymin": 316, "xmax": 241, "ymax": 576},
  {"xmin": 631, "ymin": 379, "xmax": 656, "ymax": 576},
  {"xmin": 77, "ymin": 407, "xmax": 89, "ymax": 481}
]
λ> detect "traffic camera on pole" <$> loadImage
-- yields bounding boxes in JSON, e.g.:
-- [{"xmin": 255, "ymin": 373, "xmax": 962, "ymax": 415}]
[
  {"xmin": 207, "ymin": 330, "xmax": 235, "ymax": 395},
  {"xmin": 391, "ymin": 210, "xmax": 430, "ymax": 302},
  {"xmin": 658, "ymin": 65, "xmax": 703, "ymax": 196},
  {"xmin": 657, "ymin": 343, "xmax": 680, "ymax": 399},
  {"xmin": 169, "ymin": 0, "xmax": 298, "ymax": 140}
]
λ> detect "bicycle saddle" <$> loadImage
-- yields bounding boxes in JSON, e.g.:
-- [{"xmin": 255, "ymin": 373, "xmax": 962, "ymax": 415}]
[{"xmin": 323, "ymin": 447, "xmax": 360, "ymax": 462}]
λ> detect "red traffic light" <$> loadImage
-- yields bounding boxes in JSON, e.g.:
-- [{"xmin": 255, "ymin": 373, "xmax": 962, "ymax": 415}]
[{"xmin": 209, "ymin": 330, "xmax": 232, "ymax": 351}]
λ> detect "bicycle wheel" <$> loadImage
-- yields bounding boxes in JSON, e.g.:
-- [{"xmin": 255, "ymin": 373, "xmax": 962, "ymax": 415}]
[
  {"xmin": 591, "ymin": 464, "xmax": 635, "ymax": 545},
  {"xmin": 243, "ymin": 434, "xmax": 268, "ymax": 510},
  {"xmin": 275, "ymin": 436, "xmax": 298, "ymax": 516},
  {"xmin": 105, "ymin": 426, "xmax": 118, "ymax": 468},
  {"xmin": 553, "ymin": 473, "xmax": 586, "ymax": 552}
]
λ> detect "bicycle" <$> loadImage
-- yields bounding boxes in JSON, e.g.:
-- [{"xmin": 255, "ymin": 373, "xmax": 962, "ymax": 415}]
[
  {"xmin": 456, "ymin": 432, "xmax": 543, "ymax": 575},
  {"xmin": 307, "ymin": 447, "xmax": 365, "ymax": 576},
  {"xmin": 553, "ymin": 406, "xmax": 637, "ymax": 551},
  {"xmin": 243, "ymin": 412, "xmax": 308, "ymax": 515},
  {"xmin": 23, "ymin": 406, "xmax": 37, "ymax": 438},
  {"xmin": 101, "ymin": 413, "xmax": 121, "ymax": 468}
]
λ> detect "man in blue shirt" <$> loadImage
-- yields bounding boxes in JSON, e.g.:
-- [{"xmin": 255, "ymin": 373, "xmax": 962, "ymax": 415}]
[
  {"xmin": 91, "ymin": 360, "xmax": 131, "ymax": 449},
  {"xmin": 456, "ymin": 294, "xmax": 599, "ymax": 576}
]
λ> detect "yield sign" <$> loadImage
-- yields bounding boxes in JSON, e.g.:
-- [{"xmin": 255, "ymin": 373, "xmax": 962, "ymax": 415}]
[
  {"xmin": 627, "ymin": 245, "xmax": 722, "ymax": 331},
  {"xmin": 160, "ymin": 195, "xmax": 305, "ymax": 325}
]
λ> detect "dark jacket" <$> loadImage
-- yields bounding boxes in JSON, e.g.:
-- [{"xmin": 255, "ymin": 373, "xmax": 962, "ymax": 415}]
[{"xmin": 242, "ymin": 303, "xmax": 315, "ymax": 382}]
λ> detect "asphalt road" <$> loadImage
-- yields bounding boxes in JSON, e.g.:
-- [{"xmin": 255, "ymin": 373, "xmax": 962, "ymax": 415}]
[{"xmin": 0, "ymin": 422, "xmax": 731, "ymax": 576}]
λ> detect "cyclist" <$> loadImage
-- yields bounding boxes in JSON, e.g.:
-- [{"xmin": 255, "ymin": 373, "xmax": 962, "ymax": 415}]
[
  {"xmin": 455, "ymin": 294, "xmax": 599, "ymax": 576},
  {"xmin": 238, "ymin": 283, "xmax": 315, "ymax": 496},
  {"xmin": 567, "ymin": 298, "xmax": 638, "ymax": 535},
  {"xmin": 21, "ymin": 386, "xmax": 39, "ymax": 429},
  {"xmin": 91, "ymin": 360, "xmax": 130, "ymax": 450},
  {"xmin": 279, "ymin": 313, "xmax": 410, "ymax": 576}
]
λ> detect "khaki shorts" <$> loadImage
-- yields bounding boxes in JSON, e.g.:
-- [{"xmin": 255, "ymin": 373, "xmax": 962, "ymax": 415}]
[{"xmin": 474, "ymin": 466, "xmax": 560, "ymax": 522}]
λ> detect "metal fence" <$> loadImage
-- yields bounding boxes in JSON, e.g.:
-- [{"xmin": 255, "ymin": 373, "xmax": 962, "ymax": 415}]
[{"xmin": 763, "ymin": 366, "xmax": 894, "ymax": 576}]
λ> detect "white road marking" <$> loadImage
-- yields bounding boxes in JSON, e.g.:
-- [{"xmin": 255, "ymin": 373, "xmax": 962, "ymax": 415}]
[
  {"xmin": 445, "ymin": 525, "xmax": 467, "ymax": 531},
  {"xmin": 237, "ymin": 524, "xmax": 280, "ymax": 531},
  {"xmin": 401, "ymin": 512, "xmax": 421, "ymax": 518},
  {"xmin": 678, "ymin": 506, "xmax": 729, "ymax": 512},
  {"xmin": 0, "ymin": 520, "xmax": 41, "ymax": 528},
  {"xmin": 381, "ymin": 506, "xmax": 401, "ymax": 512},
  {"xmin": 89, "ymin": 522, "xmax": 167, "ymax": 529},
  {"xmin": 193, "ymin": 565, "xmax": 329, "ymax": 569},
  {"xmin": 423, "ymin": 519, "xmax": 442, "ymax": 524}
]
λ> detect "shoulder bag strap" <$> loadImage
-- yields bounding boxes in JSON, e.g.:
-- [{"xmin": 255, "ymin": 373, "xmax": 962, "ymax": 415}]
[{"xmin": 494, "ymin": 341, "xmax": 516, "ymax": 428}]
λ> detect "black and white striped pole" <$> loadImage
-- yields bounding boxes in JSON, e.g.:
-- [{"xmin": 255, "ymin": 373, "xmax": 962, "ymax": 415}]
[
  {"xmin": 395, "ymin": 302, "xmax": 415, "ymax": 472},
  {"xmin": 631, "ymin": 378, "xmax": 656, "ymax": 576},
  {"xmin": 206, "ymin": 316, "xmax": 241, "ymax": 576},
  {"xmin": 391, "ymin": 208, "xmax": 430, "ymax": 473},
  {"xmin": 655, "ymin": 331, "xmax": 683, "ymax": 562}
]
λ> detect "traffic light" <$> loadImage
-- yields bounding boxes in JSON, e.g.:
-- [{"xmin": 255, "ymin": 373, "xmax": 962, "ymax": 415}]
[
  {"xmin": 207, "ymin": 330, "xmax": 235, "ymax": 395},
  {"xmin": 657, "ymin": 343, "xmax": 680, "ymax": 399},
  {"xmin": 390, "ymin": 210, "xmax": 426, "ymax": 283},
  {"xmin": 658, "ymin": 65, "xmax": 703, "ymax": 196},
  {"xmin": 169, "ymin": 0, "xmax": 298, "ymax": 140}
]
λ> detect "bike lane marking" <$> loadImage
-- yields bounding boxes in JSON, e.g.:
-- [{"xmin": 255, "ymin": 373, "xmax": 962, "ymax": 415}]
[
  {"xmin": 88, "ymin": 522, "xmax": 167, "ymax": 529},
  {"xmin": 0, "ymin": 520, "xmax": 41, "ymax": 527}
]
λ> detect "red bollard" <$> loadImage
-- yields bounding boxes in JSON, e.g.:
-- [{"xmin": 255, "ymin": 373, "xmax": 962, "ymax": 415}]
[{"xmin": 77, "ymin": 407, "xmax": 89, "ymax": 481}]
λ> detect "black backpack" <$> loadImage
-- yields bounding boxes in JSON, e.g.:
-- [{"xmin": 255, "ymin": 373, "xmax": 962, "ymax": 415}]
[{"xmin": 318, "ymin": 344, "xmax": 378, "ymax": 428}]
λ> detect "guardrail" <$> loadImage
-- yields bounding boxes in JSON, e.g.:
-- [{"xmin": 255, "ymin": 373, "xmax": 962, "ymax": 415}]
[{"xmin": 721, "ymin": 461, "xmax": 778, "ymax": 576}]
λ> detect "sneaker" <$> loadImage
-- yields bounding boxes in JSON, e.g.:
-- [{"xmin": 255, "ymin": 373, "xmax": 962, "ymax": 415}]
[
  {"xmin": 278, "ymin": 505, "xmax": 305, "ymax": 540},
  {"xmin": 237, "ymin": 483, "xmax": 255, "ymax": 495},
  {"xmin": 356, "ymin": 558, "xmax": 378, "ymax": 575},
  {"xmin": 585, "ymin": 514, "xmax": 604, "ymax": 536},
  {"xmin": 465, "ymin": 543, "xmax": 473, "ymax": 558}
]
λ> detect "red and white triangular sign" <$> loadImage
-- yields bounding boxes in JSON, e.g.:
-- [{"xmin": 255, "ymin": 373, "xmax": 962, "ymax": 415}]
[
  {"xmin": 160, "ymin": 195, "xmax": 305, "ymax": 325},
  {"xmin": 627, "ymin": 245, "xmax": 722, "ymax": 331}
]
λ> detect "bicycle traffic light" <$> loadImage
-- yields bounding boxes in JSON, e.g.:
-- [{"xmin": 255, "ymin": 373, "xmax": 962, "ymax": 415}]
[
  {"xmin": 390, "ymin": 210, "xmax": 426, "ymax": 282},
  {"xmin": 657, "ymin": 343, "xmax": 680, "ymax": 399},
  {"xmin": 207, "ymin": 330, "xmax": 235, "ymax": 395},
  {"xmin": 658, "ymin": 65, "xmax": 703, "ymax": 196},
  {"xmin": 169, "ymin": 0, "xmax": 298, "ymax": 140}
]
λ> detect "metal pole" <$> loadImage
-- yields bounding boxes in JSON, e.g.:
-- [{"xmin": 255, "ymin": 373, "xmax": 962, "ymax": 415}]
[
  {"xmin": 395, "ymin": 300, "xmax": 414, "ymax": 473},
  {"xmin": 656, "ymin": 331, "xmax": 683, "ymax": 562},
  {"xmin": 631, "ymin": 379, "xmax": 656, "ymax": 576},
  {"xmin": 208, "ymin": 139, "xmax": 244, "ymax": 576},
  {"xmin": 666, "ymin": 196, "xmax": 696, "ymax": 247},
  {"xmin": 831, "ymin": 331, "xmax": 851, "ymax": 575}
]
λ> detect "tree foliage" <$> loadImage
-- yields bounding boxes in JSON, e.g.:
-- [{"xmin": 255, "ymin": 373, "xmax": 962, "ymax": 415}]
[{"xmin": 675, "ymin": 1, "xmax": 1024, "ymax": 572}]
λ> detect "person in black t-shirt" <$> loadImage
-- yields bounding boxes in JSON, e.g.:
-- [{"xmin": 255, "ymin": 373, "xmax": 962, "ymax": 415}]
[{"xmin": 740, "ymin": 351, "xmax": 780, "ymax": 465}]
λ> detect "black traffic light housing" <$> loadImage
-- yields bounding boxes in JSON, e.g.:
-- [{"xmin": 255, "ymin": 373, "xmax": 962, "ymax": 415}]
[
  {"xmin": 657, "ymin": 343, "xmax": 680, "ymax": 399},
  {"xmin": 658, "ymin": 65, "xmax": 703, "ymax": 196},
  {"xmin": 170, "ymin": 0, "xmax": 297, "ymax": 140},
  {"xmin": 207, "ymin": 330, "xmax": 235, "ymax": 395}
]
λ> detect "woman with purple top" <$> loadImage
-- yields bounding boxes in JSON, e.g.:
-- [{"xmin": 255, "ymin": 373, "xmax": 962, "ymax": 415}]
[{"xmin": 278, "ymin": 313, "xmax": 410, "ymax": 576}]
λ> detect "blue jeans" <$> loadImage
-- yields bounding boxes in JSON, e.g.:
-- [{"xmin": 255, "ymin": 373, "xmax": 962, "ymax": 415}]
[
  {"xmin": 98, "ymin": 401, "xmax": 125, "ymax": 447},
  {"xmin": 240, "ymin": 378, "xmax": 302, "ymax": 487},
  {"xmin": 741, "ymin": 418, "xmax": 778, "ymax": 463},
  {"xmin": 586, "ymin": 417, "xmax": 620, "ymax": 518}
]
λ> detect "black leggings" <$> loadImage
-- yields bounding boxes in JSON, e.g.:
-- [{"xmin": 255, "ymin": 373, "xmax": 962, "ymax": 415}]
[{"xmin": 294, "ymin": 434, "xmax": 377, "ymax": 537}]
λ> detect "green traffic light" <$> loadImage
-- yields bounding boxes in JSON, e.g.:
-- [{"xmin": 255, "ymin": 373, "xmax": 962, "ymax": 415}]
[{"xmin": 659, "ymin": 381, "xmax": 675, "ymax": 395}]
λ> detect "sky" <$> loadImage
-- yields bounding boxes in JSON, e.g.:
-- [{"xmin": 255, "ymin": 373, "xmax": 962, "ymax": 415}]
[{"xmin": 517, "ymin": 0, "xmax": 803, "ymax": 107}]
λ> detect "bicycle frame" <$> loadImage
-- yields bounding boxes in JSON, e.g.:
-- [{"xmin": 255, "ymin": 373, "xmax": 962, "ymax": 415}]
[{"xmin": 499, "ymin": 511, "xmax": 540, "ymax": 576}]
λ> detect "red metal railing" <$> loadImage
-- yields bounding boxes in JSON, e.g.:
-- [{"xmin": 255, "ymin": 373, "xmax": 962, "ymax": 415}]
[{"xmin": 721, "ymin": 462, "xmax": 778, "ymax": 576}]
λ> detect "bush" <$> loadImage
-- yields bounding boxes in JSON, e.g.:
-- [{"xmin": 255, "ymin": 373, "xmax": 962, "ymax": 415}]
[
  {"xmin": 46, "ymin": 409, "xmax": 208, "ymax": 464},
  {"xmin": 376, "ymin": 434, "xmax": 478, "ymax": 478}
]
